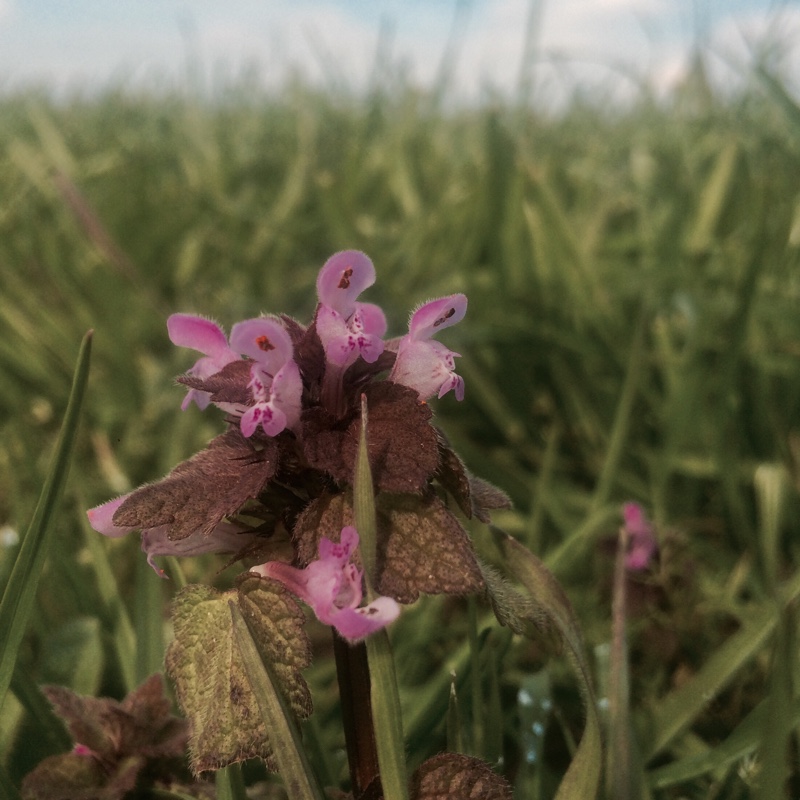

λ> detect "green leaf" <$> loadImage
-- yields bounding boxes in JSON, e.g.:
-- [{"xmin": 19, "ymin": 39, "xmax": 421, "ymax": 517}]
[
  {"xmin": 134, "ymin": 553, "xmax": 166, "ymax": 685},
  {"xmin": 754, "ymin": 463, "xmax": 786, "ymax": 588},
  {"xmin": 685, "ymin": 141, "xmax": 740, "ymax": 254},
  {"xmin": 0, "ymin": 330, "xmax": 92, "ymax": 709},
  {"xmin": 755, "ymin": 609, "xmax": 795, "ymax": 800},
  {"xmin": 587, "ymin": 309, "xmax": 646, "ymax": 515},
  {"xmin": 492, "ymin": 527, "xmax": 603, "ymax": 800},
  {"xmin": 354, "ymin": 394, "xmax": 378, "ymax": 585},
  {"xmin": 165, "ymin": 578, "xmax": 312, "ymax": 774},
  {"xmin": 0, "ymin": 763, "xmax": 23, "ymax": 800},
  {"xmin": 41, "ymin": 616, "xmax": 104, "ymax": 697},
  {"xmin": 482, "ymin": 633, "xmax": 504, "ymax": 767}
]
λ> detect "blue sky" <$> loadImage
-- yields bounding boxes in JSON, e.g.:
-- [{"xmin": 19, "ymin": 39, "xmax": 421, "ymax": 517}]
[{"xmin": 1, "ymin": 1, "xmax": 798, "ymax": 100}]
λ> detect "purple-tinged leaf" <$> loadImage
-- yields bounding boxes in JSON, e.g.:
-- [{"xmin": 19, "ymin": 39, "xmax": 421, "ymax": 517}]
[
  {"xmin": 113, "ymin": 429, "xmax": 278, "ymax": 541},
  {"xmin": 293, "ymin": 492, "xmax": 484, "ymax": 604},
  {"xmin": 302, "ymin": 382, "xmax": 439, "ymax": 494},
  {"xmin": 375, "ymin": 493, "xmax": 484, "ymax": 604},
  {"xmin": 177, "ymin": 359, "xmax": 252, "ymax": 406},
  {"xmin": 410, "ymin": 753, "xmax": 512, "ymax": 800},
  {"xmin": 22, "ymin": 675, "xmax": 188, "ymax": 800},
  {"xmin": 434, "ymin": 436, "xmax": 512, "ymax": 522}
]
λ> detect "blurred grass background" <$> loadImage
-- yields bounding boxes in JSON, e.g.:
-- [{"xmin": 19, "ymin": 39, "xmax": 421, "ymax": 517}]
[{"xmin": 2, "ymin": 47, "xmax": 800, "ymax": 797}]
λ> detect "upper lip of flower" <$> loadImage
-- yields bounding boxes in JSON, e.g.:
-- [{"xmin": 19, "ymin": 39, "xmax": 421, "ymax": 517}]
[
  {"xmin": 315, "ymin": 250, "xmax": 378, "ymax": 318},
  {"xmin": 167, "ymin": 314, "xmax": 240, "ymax": 410}
]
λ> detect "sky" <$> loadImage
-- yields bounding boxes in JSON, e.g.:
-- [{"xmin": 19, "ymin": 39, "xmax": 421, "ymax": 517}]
[{"xmin": 0, "ymin": 1, "xmax": 798, "ymax": 102}]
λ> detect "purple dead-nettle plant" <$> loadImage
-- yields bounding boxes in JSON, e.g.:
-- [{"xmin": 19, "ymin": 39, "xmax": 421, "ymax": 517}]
[{"xmin": 85, "ymin": 249, "xmax": 514, "ymax": 791}]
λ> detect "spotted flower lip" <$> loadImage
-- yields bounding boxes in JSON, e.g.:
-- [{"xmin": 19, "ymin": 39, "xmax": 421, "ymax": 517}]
[
  {"xmin": 316, "ymin": 250, "xmax": 377, "ymax": 319},
  {"xmin": 229, "ymin": 317, "xmax": 294, "ymax": 374},
  {"xmin": 389, "ymin": 294, "xmax": 467, "ymax": 401},
  {"xmin": 229, "ymin": 317, "xmax": 303, "ymax": 438},
  {"xmin": 167, "ymin": 314, "xmax": 239, "ymax": 410},
  {"xmin": 253, "ymin": 526, "xmax": 400, "ymax": 642},
  {"xmin": 315, "ymin": 250, "xmax": 387, "ymax": 369}
]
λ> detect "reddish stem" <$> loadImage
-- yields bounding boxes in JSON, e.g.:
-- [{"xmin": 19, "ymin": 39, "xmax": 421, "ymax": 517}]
[{"xmin": 333, "ymin": 632, "xmax": 383, "ymax": 799}]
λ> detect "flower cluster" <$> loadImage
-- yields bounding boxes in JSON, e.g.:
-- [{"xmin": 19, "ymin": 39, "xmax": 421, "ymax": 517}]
[
  {"xmin": 254, "ymin": 526, "xmax": 400, "ymax": 642},
  {"xmin": 88, "ymin": 250, "xmax": 508, "ymax": 641},
  {"xmin": 169, "ymin": 250, "xmax": 465, "ymax": 430}
]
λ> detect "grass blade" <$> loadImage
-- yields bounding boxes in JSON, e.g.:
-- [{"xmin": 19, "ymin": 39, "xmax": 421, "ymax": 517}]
[
  {"xmin": 354, "ymin": 394, "xmax": 409, "ymax": 800},
  {"xmin": 0, "ymin": 330, "xmax": 92, "ymax": 707},
  {"xmin": 228, "ymin": 600, "xmax": 325, "ymax": 800},
  {"xmin": 645, "ymin": 566, "xmax": 800, "ymax": 761}
]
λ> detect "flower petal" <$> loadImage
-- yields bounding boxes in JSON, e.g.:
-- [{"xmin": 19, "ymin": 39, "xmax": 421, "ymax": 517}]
[
  {"xmin": 319, "ymin": 525, "xmax": 359, "ymax": 563},
  {"xmin": 240, "ymin": 402, "xmax": 288, "ymax": 438},
  {"xmin": 87, "ymin": 495, "xmax": 135, "ymax": 538},
  {"xmin": 167, "ymin": 314, "xmax": 231, "ymax": 357},
  {"xmin": 316, "ymin": 304, "xmax": 386, "ymax": 367},
  {"xmin": 229, "ymin": 318, "xmax": 294, "ymax": 373},
  {"xmin": 254, "ymin": 526, "xmax": 399, "ymax": 642},
  {"xmin": 271, "ymin": 359, "xmax": 303, "ymax": 431},
  {"xmin": 142, "ymin": 521, "xmax": 257, "ymax": 574},
  {"xmin": 357, "ymin": 302, "xmax": 388, "ymax": 338},
  {"xmin": 390, "ymin": 339, "xmax": 463, "ymax": 401},
  {"xmin": 316, "ymin": 250, "xmax": 376, "ymax": 318},
  {"xmin": 319, "ymin": 597, "xmax": 401, "ymax": 642},
  {"xmin": 408, "ymin": 294, "xmax": 467, "ymax": 341}
]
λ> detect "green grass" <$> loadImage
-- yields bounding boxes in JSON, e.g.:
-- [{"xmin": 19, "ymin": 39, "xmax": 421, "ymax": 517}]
[{"xmin": 2, "ymin": 52, "xmax": 800, "ymax": 797}]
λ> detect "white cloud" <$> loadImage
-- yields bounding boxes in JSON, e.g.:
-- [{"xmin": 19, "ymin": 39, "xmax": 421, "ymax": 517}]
[
  {"xmin": 0, "ymin": 0, "xmax": 14, "ymax": 24},
  {"xmin": 0, "ymin": 0, "xmax": 796, "ymax": 102},
  {"xmin": 655, "ymin": 6, "xmax": 800, "ymax": 97}
]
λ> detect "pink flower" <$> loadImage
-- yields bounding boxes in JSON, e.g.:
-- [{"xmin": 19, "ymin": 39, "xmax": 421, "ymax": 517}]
[
  {"xmin": 229, "ymin": 318, "xmax": 303, "ymax": 438},
  {"xmin": 622, "ymin": 502, "xmax": 658, "ymax": 571},
  {"xmin": 167, "ymin": 314, "xmax": 240, "ymax": 410},
  {"xmin": 315, "ymin": 250, "xmax": 387, "ymax": 369},
  {"xmin": 389, "ymin": 294, "xmax": 467, "ymax": 401},
  {"xmin": 253, "ymin": 526, "xmax": 400, "ymax": 642},
  {"xmin": 87, "ymin": 495, "xmax": 259, "ymax": 576}
]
